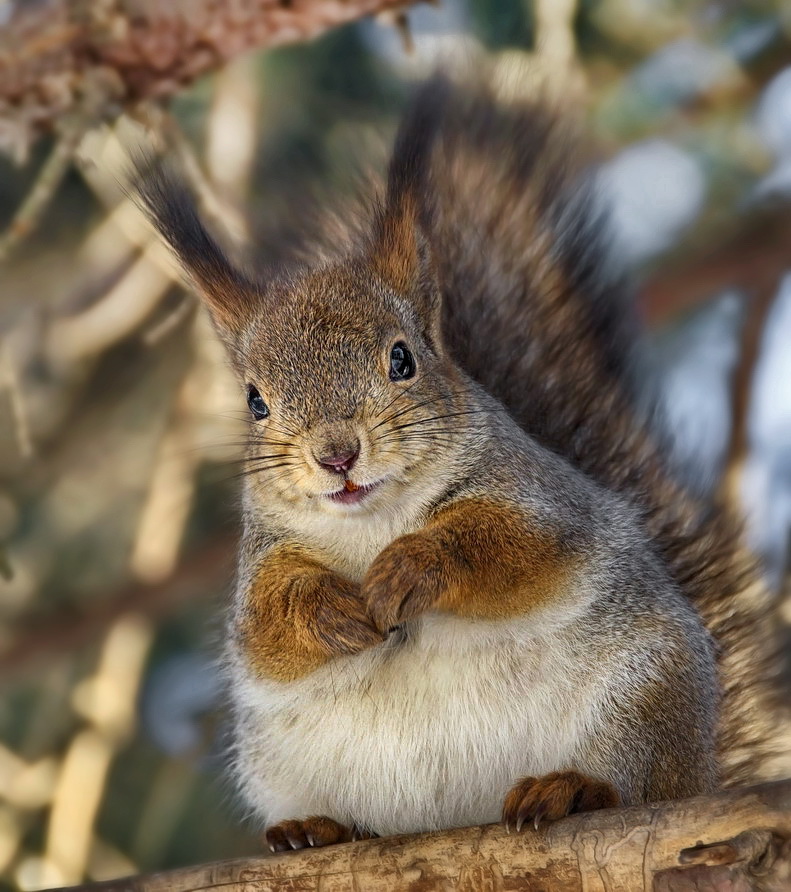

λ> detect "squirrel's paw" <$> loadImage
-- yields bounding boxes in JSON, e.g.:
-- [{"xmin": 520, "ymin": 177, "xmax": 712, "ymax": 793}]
[
  {"xmin": 502, "ymin": 771, "xmax": 620, "ymax": 832},
  {"xmin": 313, "ymin": 577, "xmax": 386, "ymax": 657},
  {"xmin": 362, "ymin": 532, "xmax": 444, "ymax": 631},
  {"xmin": 265, "ymin": 816, "xmax": 348, "ymax": 851},
  {"xmin": 265, "ymin": 817, "xmax": 375, "ymax": 852}
]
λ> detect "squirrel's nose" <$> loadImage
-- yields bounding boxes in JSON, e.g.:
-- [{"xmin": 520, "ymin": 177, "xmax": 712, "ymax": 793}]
[{"xmin": 316, "ymin": 444, "xmax": 359, "ymax": 475}]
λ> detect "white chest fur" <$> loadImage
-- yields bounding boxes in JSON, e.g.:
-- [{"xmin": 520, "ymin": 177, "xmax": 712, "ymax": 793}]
[
  {"xmin": 288, "ymin": 504, "xmax": 416, "ymax": 581},
  {"xmin": 230, "ymin": 605, "xmax": 607, "ymax": 835}
]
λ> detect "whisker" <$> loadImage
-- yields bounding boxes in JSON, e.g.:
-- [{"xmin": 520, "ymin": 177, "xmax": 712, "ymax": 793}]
[
  {"xmin": 372, "ymin": 379, "xmax": 419, "ymax": 413},
  {"xmin": 241, "ymin": 456, "xmax": 301, "ymax": 468},
  {"xmin": 242, "ymin": 464, "xmax": 299, "ymax": 474},
  {"xmin": 258, "ymin": 440, "xmax": 296, "ymax": 449},
  {"xmin": 232, "ymin": 462, "xmax": 298, "ymax": 480},
  {"xmin": 193, "ymin": 441, "xmax": 291, "ymax": 453},
  {"xmin": 370, "ymin": 394, "xmax": 447, "ymax": 433},
  {"xmin": 392, "ymin": 434, "xmax": 458, "ymax": 445},
  {"xmin": 245, "ymin": 452, "xmax": 294, "ymax": 461},
  {"xmin": 392, "ymin": 427, "xmax": 460, "ymax": 440},
  {"xmin": 201, "ymin": 411, "xmax": 258, "ymax": 424},
  {"xmin": 372, "ymin": 414, "xmax": 488, "ymax": 446},
  {"xmin": 368, "ymin": 381, "xmax": 423, "ymax": 430},
  {"xmin": 267, "ymin": 421, "xmax": 301, "ymax": 439},
  {"xmin": 388, "ymin": 409, "xmax": 489, "ymax": 433},
  {"xmin": 209, "ymin": 464, "xmax": 295, "ymax": 486},
  {"xmin": 387, "ymin": 440, "xmax": 457, "ymax": 453}
]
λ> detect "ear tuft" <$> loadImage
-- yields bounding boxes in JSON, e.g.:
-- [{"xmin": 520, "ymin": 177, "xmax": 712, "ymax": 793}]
[
  {"xmin": 372, "ymin": 195, "xmax": 435, "ymax": 296},
  {"xmin": 371, "ymin": 76, "xmax": 454, "ymax": 322},
  {"xmin": 131, "ymin": 154, "xmax": 258, "ymax": 336}
]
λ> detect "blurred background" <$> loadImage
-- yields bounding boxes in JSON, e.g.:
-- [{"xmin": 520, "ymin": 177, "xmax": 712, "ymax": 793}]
[{"xmin": 1, "ymin": 0, "xmax": 791, "ymax": 887}]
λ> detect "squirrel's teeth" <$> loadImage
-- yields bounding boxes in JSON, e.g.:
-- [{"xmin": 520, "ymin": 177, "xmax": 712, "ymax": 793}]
[{"xmin": 326, "ymin": 479, "xmax": 381, "ymax": 504}]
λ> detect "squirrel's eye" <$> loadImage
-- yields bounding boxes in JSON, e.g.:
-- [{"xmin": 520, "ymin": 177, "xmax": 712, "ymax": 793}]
[
  {"xmin": 246, "ymin": 385, "xmax": 269, "ymax": 420},
  {"xmin": 389, "ymin": 342, "xmax": 415, "ymax": 381}
]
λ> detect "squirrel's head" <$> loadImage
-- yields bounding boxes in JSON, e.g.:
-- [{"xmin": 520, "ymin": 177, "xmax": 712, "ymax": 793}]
[
  {"xmin": 137, "ymin": 156, "xmax": 470, "ymax": 515},
  {"xmin": 234, "ymin": 251, "xmax": 462, "ymax": 513}
]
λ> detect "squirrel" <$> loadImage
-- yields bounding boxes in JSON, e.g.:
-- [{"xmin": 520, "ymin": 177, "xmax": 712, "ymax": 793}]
[{"xmin": 136, "ymin": 73, "xmax": 783, "ymax": 850}]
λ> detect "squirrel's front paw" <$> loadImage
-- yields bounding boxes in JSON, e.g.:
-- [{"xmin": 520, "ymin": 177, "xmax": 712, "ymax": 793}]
[
  {"xmin": 502, "ymin": 771, "xmax": 620, "ymax": 832},
  {"xmin": 313, "ymin": 575, "xmax": 385, "ymax": 657},
  {"xmin": 362, "ymin": 533, "xmax": 445, "ymax": 632}
]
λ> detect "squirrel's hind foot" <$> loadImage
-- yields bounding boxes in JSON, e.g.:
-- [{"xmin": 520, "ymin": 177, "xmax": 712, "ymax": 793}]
[
  {"xmin": 502, "ymin": 770, "xmax": 620, "ymax": 832},
  {"xmin": 265, "ymin": 817, "xmax": 376, "ymax": 852}
]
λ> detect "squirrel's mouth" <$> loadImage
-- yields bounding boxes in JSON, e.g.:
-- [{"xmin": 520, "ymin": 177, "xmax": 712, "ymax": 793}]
[{"xmin": 325, "ymin": 479, "xmax": 382, "ymax": 506}]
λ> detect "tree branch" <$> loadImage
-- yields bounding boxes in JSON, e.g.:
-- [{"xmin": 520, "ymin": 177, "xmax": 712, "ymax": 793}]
[
  {"xmin": 640, "ymin": 207, "xmax": 791, "ymax": 325},
  {"xmin": 54, "ymin": 780, "xmax": 791, "ymax": 892},
  {"xmin": 0, "ymin": 0, "xmax": 417, "ymax": 159}
]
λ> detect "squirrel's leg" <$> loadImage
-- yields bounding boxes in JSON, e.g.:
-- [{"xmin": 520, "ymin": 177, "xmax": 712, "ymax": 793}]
[
  {"xmin": 234, "ymin": 544, "xmax": 384, "ymax": 683},
  {"xmin": 364, "ymin": 497, "xmax": 576, "ymax": 629},
  {"xmin": 500, "ymin": 632, "xmax": 718, "ymax": 831},
  {"xmin": 502, "ymin": 603, "xmax": 718, "ymax": 829}
]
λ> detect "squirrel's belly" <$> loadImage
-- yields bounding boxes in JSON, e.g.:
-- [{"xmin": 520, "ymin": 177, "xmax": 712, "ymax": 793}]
[{"xmin": 232, "ymin": 614, "xmax": 601, "ymax": 835}]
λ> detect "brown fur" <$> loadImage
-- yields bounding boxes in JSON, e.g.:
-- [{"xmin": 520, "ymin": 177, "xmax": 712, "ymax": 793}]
[
  {"xmin": 265, "ymin": 816, "xmax": 353, "ymax": 851},
  {"xmin": 238, "ymin": 544, "xmax": 383, "ymax": 683},
  {"xmin": 133, "ymin": 158, "xmax": 259, "ymax": 339},
  {"xmin": 502, "ymin": 771, "xmax": 620, "ymax": 831}
]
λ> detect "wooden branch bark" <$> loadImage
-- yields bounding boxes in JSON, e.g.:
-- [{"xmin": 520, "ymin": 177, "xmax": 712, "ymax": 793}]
[
  {"xmin": 0, "ymin": 0, "xmax": 415, "ymax": 159},
  {"xmin": 57, "ymin": 780, "xmax": 791, "ymax": 891}
]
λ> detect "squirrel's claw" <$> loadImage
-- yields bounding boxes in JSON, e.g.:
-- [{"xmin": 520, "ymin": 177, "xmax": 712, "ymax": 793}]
[
  {"xmin": 514, "ymin": 800, "xmax": 545, "ymax": 833},
  {"xmin": 285, "ymin": 823, "xmax": 308, "ymax": 850}
]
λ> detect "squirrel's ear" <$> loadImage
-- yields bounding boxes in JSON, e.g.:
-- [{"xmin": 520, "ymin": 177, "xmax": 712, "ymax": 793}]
[
  {"xmin": 372, "ymin": 195, "xmax": 438, "ymax": 305},
  {"xmin": 133, "ymin": 157, "xmax": 259, "ymax": 339}
]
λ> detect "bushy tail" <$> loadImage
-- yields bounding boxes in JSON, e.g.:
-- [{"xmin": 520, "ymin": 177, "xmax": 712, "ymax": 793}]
[{"xmin": 390, "ymin": 74, "xmax": 785, "ymax": 785}]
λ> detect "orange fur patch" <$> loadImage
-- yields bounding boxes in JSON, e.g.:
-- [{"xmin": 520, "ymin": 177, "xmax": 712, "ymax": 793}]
[
  {"xmin": 238, "ymin": 545, "xmax": 383, "ymax": 683},
  {"xmin": 502, "ymin": 771, "xmax": 620, "ymax": 831}
]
